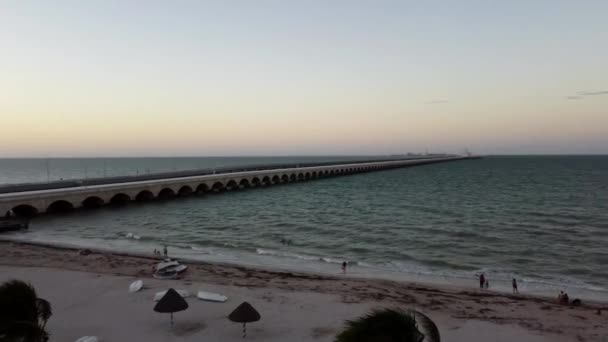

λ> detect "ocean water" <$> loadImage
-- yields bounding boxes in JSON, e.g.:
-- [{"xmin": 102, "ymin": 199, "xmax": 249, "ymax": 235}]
[{"xmin": 2, "ymin": 156, "xmax": 607, "ymax": 301}]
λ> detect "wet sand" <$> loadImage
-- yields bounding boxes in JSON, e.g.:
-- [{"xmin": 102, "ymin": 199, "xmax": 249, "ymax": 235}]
[{"xmin": 1, "ymin": 240, "xmax": 606, "ymax": 341}]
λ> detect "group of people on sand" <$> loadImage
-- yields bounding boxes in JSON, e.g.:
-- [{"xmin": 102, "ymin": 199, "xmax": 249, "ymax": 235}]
[
  {"xmin": 557, "ymin": 291, "xmax": 569, "ymax": 304},
  {"xmin": 477, "ymin": 274, "xmax": 584, "ymax": 306},
  {"xmin": 479, "ymin": 273, "xmax": 491, "ymax": 289},
  {"xmin": 478, "ymin": 273, "xmax": 519, "ymax": 294},
  {"xmin": 557, "ymin": 291, "xmax": 583, "ymax": 306},
  {"xmin": 153, "ymin": 245, "xmax": 168, "ymax": 257}
]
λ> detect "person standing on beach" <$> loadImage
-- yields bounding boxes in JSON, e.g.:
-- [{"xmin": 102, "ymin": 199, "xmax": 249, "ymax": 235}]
[
  {"xmin": 342, "ymin": 261, "xmax": 347, "ymax": 274},
  {"xmin": 163, "ymin": 245, "xmax": 168, "ymax": 257},
  {"xmin": 512, "ymin": 278, "xmax": 519, "ymax": 294},
  {"xmin": 479, "ymin": 273, "xmax": 485, "ymax": 289}
]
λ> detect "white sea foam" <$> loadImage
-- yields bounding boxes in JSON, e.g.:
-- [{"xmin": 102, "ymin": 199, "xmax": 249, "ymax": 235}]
[
  {"xmin": 124, "ymin": 233, "xmax": 141, "ymax": 240},
  {"xmin": 256, "ymin": 248, "xmax": 322, "ymax": 262}
]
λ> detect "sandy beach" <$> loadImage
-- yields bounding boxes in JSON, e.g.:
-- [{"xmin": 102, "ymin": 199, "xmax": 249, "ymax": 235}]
[{"xmin": 1, "ymin": 240, "xmax": 606, "ymax": 342}]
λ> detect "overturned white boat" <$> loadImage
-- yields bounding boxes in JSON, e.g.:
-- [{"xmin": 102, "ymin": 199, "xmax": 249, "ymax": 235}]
[{"xmin": 153, "ymin": 259, "xmax": 188, "ymax": 279}]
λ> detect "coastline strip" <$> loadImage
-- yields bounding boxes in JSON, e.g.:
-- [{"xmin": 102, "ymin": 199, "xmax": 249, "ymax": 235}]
[{"xmin": 1, "ymin": 239, "xmax": 606, "ymax": 342}]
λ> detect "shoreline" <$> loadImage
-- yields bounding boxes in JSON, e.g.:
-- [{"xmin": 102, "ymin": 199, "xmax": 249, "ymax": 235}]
[
  {"xmin": 1, "ymin": 239, "xmax": 607, "ymax": 341},
  {"xmin": 2, "ymin": 237, "xmax": 607, "ymax": 305},
  {"xmin": 4, "ymin": 234, "xmax": 607, "ymax": 302}
]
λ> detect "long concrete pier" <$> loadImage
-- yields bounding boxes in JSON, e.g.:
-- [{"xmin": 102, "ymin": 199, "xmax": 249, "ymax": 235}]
[{"xmin": 0, "ymin": 156, "xmax": 476, "ymax": 217}]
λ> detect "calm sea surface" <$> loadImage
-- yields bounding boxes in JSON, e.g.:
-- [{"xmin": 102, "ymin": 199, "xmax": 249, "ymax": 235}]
[{"xmin": 1, "ymin": 156, "xmax": 607, "ymax": 300}]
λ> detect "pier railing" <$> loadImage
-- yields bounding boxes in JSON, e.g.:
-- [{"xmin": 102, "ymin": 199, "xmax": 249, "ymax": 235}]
[{"xmin": 0, "ymin": 155, "xmax": 457, "ymax": 194}]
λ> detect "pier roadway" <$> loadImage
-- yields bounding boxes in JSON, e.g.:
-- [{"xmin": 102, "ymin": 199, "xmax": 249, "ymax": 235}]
[{"xmin": 0, "ymin": 156, "xmax": 476, "ymax": 217}]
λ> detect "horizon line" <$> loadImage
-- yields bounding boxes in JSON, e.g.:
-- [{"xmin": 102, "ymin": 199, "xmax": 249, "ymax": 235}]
[{"xmin": 1, "ymin": 153, "xmax": 607, "ymax": 159}]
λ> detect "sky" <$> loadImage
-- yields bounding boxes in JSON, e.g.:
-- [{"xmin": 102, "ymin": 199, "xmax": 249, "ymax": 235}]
[{"xmin": 1, "ymin": 1, "xmax": 607, "ymax": 157}]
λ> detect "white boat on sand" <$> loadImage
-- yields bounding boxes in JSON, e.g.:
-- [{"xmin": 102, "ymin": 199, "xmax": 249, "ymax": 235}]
[
  {"xmin": 197, "ymin": 290, "xmax": 228, "ymax": 303},
  {"xmin": 153, "ymin": 259, "xmax": 188, "ymax": 279}
]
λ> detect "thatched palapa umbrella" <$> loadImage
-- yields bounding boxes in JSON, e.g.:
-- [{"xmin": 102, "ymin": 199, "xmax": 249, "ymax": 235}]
[
  {"xmin": 228, "ymin": 301, "xmax": 261, "ymax": 338},
  {"xmin": 153, "ymin": 288, "xmax": 188, "ymax": 327}
]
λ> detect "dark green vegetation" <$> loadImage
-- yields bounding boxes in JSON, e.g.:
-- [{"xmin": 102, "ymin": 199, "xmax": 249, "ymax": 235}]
[
  {"xmin": 0, "ymin": 280, "xmax": 52, "ymax": 342},
  {"xmin": 335, "ymin": 308, "xmax": 440, "ymax": 342}
]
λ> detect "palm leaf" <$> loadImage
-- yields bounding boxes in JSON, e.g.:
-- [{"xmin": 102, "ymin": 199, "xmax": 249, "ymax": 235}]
[
  {"xmin": 0, "ymin": 280, "xmax": 52, "ymax": 342},
  {"xmin": 335, "ymin": 308, "xmax": 426, "ymax": 342},
  {"xmin": 414, "ymin": 310, "xmax": 440, "ymax": 342},
  {"xmin": 0, "ymin": 280, "xmax": 39, "ymax": 324},
  {"xmin": 0, "ymin": 320, "xmax": 49, "ymax": 342},
  {"xmin": 36, "ymin": 298, "xmax": 52, "ymax": 329}
]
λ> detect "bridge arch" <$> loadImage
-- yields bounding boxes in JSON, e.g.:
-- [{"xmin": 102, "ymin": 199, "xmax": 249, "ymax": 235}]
[
  {"xmin": 281, "ymin": 174, "xmax": 289, "ymax": 183},
  {"xmin": 82, "ymin": 196, "xmax": 104, "ymax": 209},
  {"xmin": 178, "ymin": 185, "xmax": 193, "ymax": 196},
  {"xmin": 158, "ymin": 188, "xmax": 176, "ymax": 199},
  {"xmin": 239, "ymin": 179, "xmax": 250, "ymax": 188},
  {"xmin": 252, "ymin": 177, "xmax": 261, "ymax": 187},
  {"xmin": 212, "ymin": 182, "xmax": 225, "ymax": 192},
  {"xmin": 288, "ymin": 174, "xmax": 295, "ymax": 182},
  {"xmin": 196, "ymin": 183, "xmax": 209, "ymax": 194},
  {"xmin": 47, "ymin": 200, "xmax": 74, "ymax": 213},
  {"xmin": 226, "ymin": 180, "xmax": 239, "ymax": 191},
  {"xmin": 110, "ymin": 193, "xmax": 131, "ymax": 206},
  {"xmin": 305, "ymin": 172, "xmax": 311, "ymax": 179},
  {"xmin": 264, "ymin": 176, "xmax": 274, "ymax": 185},
  {"xmin": 135, "ymin": 190, "xmax": 155, "ymax": 201},
  {"xmin": 312, "ymin": 171, "xmax": 317, "ymax": 178},
  {"xmin": 11, "ymin": 204, "xmax": 38, "ymax": 218}
]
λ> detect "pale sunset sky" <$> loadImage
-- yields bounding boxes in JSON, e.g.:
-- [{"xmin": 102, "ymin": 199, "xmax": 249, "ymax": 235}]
[{"xmin": 1, "ymin": 1, "xmax": 607, "ymax": 157}]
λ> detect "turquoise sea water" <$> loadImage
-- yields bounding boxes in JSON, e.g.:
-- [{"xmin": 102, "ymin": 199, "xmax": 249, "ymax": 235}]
[{"xmin": 2, "ymin": 156, "xmax": 607, "ymax": 300}]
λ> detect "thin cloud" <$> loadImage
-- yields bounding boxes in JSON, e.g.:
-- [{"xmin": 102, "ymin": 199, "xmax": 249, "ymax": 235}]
[
  {"xmin": 578, "ymin": 90, "xmax": 608, "ymax": 96},
  {"xmin": 565, "ymin": 90, "xmax": 608, "ymax": 100}
]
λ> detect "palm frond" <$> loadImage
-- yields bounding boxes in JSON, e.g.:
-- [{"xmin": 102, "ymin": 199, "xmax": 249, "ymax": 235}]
[
  {"xmin": 0, "ymin": 320, "xmax": 49, "ymax": 342},
  {"xmin": 0, "ymin": 280, "xmax": 39, "ymax": 324},
  {"xmin": 335, "ymin": 308, "xmax": 425, "ymax": 342},
  {"xmin": 0, "ymin": 280, "xmax": 52, "ymax": 342},
  {"xmin": 414, "ymin": 310, "xmax": 441, "ymax": 342},
  {"xmin": 36, "ymin": 298, "xmax": 52, "ymax": 328}
]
